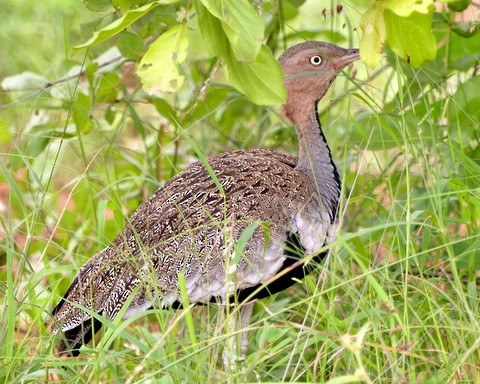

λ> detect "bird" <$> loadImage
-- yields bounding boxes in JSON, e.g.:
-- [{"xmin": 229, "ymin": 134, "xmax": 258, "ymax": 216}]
[{"xmin": 51, "ymin": 41, "xmax": 360, "ymax": 358}]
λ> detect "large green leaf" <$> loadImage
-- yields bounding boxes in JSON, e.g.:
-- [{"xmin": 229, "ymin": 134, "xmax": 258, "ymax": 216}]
[
  {"xmin": 199, "ymin": 0, "xmax": 263, "ymax": 61},
  {"xmin": 194, "ymin": 0, "xmax": 284, "ymax": 105},
  {"xmin": 385, "ymin": 10, "xmax": 436, "ymax": 67},
  {"xmin": 136, "ymin": 24, "xmax": 189, "ymax": 93},
  {"xmin": 224, "ymin": 44, "xmax": 286, "ymax": 105},
  {"xmin": 193, "ymin": 0, "xmax": 229, "ymax": 57}
]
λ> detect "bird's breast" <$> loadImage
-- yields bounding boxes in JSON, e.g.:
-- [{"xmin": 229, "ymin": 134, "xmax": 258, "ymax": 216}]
[{"xmin": 290, "ymin": 199, "xmax": 334, "ymax": 255}]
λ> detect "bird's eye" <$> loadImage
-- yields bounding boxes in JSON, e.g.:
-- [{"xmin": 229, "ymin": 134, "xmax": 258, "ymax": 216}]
[{"xmin": 310, "ymin": 55, "xmax": 322, "ymax": 65}]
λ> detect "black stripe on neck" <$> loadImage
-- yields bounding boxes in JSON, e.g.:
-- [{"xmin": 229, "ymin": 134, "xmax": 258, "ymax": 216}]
[{"xmin": 314, "ymin": 103, "xmax": 341, "ymax": 222}]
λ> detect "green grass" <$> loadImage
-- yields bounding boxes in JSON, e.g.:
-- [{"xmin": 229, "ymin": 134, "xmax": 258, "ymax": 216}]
[{"xmin": 1, "ymin": 0, "xmax": 479, "ymax": 383}]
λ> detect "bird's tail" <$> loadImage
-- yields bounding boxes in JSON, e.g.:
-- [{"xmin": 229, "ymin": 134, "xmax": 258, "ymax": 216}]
[
  {"xmin": 51, "ymin": 270, "xmax": 103, "ymax": 357},
  {"xmin": 55, "ymin": 316, "xmax": 103, "ymax": 357},
  {"xmin": 51, "ymin": 248, "xmax": 141, "ymax": 356}
]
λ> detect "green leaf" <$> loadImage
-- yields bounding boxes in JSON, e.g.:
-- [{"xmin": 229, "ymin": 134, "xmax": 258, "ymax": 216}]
[
  {"xmin": 75, "ymin": 1, "xmax": 160, "ymax": 50},
  {"xmin": 449, "ymin": 75, "xmax": 480, "ymax": 130},
  {"xmin": 73, "ymin": 92, "xmax": 92, "ymax": 133},
  {"xmin": 156, "ymin": 376, "xmax": 174, "ymax": 384},
  {"xmin": 111, "ymin": 0, "xmax": 149, "ymax": 12},
  {"xmin": 382, "ymin": 0, "xmax": 434, "ymax": 16},
  {"xmin": 359, "ymin": 4, "xmax": 386, "ymax": 68},
  {"xmin": 451, "ymin": 21, "xmax": 478, "ymax": 38},
  {"xmin": 224, "ymin": 44, "xmax": 286, "ymax": 105},
  {"xmin": 80, "ymin": 13, "xmax": 117, "ymax": 42},
  {"xmin": 116, "ymin": 31, "xmax": 145, "ymax": 60},
  {"xmin": 95, "ymin": 73, "xmax": 120, "ymax": 103},
  {"xmin": 193, "ymin": 0, "xmax": 283, "ymax": 104},
  {"xmin": 24, "ymin": 126, "xmax": 53, "ymax": 158},
  {"xmin": 0, "ymin": 120, "xmax": 11, "ymax": 144},
  {"xmin": 82, "ymin": 0, "xmax": 112, "ymax": 12},
  {"xmin": 148, "ymin": 97, "xmax": 179, "ymax": 124},
  {"xmin": 193, "ymin": 0, "xmax": 229, "ymax": 57},
  {"xmin": 446, "ymin": 0, "xmax": 471, "ymax": 12},
  {"xmin": 385, "ymin": 10, "xmax": 436, "ymax": 67},
  {"xmin": 85, "ymin": 62, "xmax": 100, "ymax": 86},
  {"xmin": 133, "ymin": 5, "xmax": 176, "ymax": 37},
  {"xmin": 23, "ymin": 124, "xmax": 77, "ymax": 159},
  {"xmin": 447, "ymin": 29, "xmax": 480, "ymax": 69},
  {"xmin": 136, "ymin": 24, "xmax": 189, "ymax": 93},
  {"xmin": 199, "ymin": 0, "xmax": 263, "ymax": 61}
]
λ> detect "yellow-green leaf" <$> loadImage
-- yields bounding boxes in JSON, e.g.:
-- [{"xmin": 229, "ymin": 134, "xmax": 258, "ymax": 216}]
[
  {"xmin": 136, "ymin": 24, "xmax": 189, "ymax": 94},
  {"xmin": 75, "ymin": 1, "xmax": 162, "ymax": 50},
  {"xmin": 0, "ymin": 120, "xmax": 11, "ymax": 144},
  {"xmin": 382, "ymin": 0, "xmax": 434, "ymax": 16},
  {"xmin": 359, "ymin": 4, "xmax": 386, "ymax": 68},
  {"xmin": 385, "ymin": 10, "xmax": 437, "ymax": 67}
]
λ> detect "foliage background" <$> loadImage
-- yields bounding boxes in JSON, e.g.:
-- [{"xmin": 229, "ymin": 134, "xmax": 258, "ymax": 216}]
[{"xmin": 0, "ymin": 0, "xmax": 479, "ymax": 382}]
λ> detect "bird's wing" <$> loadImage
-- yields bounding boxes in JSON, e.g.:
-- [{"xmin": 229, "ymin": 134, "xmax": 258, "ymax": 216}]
[{"xmin": 52, "ymin": 150, "xmax": 314, "ymax": 354}]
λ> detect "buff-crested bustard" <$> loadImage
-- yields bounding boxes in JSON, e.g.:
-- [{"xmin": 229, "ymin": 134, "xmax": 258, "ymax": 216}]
[{"xmin": 51, "ymin": 41, "xmax": 360, "ymax": 358}]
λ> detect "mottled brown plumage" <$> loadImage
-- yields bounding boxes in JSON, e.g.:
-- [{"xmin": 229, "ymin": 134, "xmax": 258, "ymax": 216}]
[{"xmin": 52, "ymin": 41, "xmax": 360, "ymax": 356}]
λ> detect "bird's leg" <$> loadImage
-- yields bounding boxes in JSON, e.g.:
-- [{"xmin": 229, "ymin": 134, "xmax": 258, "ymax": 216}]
[
  {"xmin": 222, "ymin": 301, "xmax": 254, "ymax": 373},
  {"xmin": 239, "ymin": 301, "xmax": 253, "ymax": 357}
]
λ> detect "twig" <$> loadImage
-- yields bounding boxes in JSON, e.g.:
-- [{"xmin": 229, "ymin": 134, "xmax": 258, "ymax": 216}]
[{"xmin": 0, "ymin": 55, "xmax": 126, "ymax": 112}]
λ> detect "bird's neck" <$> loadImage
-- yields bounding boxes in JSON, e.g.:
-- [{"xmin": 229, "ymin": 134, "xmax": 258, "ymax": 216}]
[{"xmin": 284, "ymin": 100, "xmax": 341, "ymax": 220}]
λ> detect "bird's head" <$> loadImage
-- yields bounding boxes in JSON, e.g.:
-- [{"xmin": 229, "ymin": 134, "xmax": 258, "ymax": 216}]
[{"xmin": 278, "ymin": 41, "xmax": 359, "ymax": 122}]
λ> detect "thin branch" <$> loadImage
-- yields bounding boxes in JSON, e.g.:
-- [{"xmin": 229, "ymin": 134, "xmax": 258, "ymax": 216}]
[{"xmin": 0, "ymin": 55, "xmax": 126, "ymax": 112}]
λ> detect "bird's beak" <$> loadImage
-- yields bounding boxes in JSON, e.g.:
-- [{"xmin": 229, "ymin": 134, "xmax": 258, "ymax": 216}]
[{"xmin": 335, "ymin": 48, "xmax": 360, "ymax": 71}]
